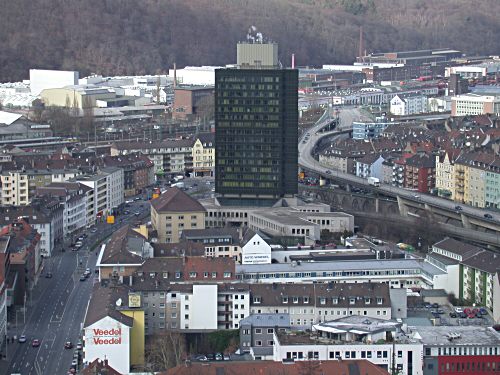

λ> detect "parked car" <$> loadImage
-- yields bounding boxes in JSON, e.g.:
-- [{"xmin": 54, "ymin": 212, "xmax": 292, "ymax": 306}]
[
  {"xmin": 194, "ymin": 355, "xmax": 208, "ymax": 361},
  {"xmin": 432, "ymin": 303, "xmax": 439, "ymax": 308},
  {"xmin": 79, "ymin": 275, "xmax": 86, "ymax": 281},
  {"xmin": 424, "ymin": 302, "xmax": 431, "ymax": 309},
  {"xmin": 437, "ymin": 309, "xmax": 445, "ymax": 314},
  {"xmin": 484, "ymin": 213, "xmax": 493, "ymax": 219},
  {"xmin": 454, "ymin": 307, "xmax": 463, "ymax": 313},
  {"xmin": 65, "ymin": 341, "xmax": 73, "ymax": 349},
  {"xmin": 455, "ymin": 205, "xmax": 463, "ymax": 211},
  {"xmin": 459, "ymin": 312, "xmax": 467, "ymax": 319},
  {"xmin": 223, "ymin": 354, "xmax": 230, "ymax": 361},
  {"xmin": 215, "ymin": 353, "xmax": 223, "ymax": 361},
  {"xmin": 480, "ymin": 307, "xmax": 488, "ymax": 315},
  {"xmin": 45, "ymin": 272, "xmax": 53, "ymax": 278},
  {"xmin": 91, "ymin": 227, "xmax": 97, "ymax": 233},
  {"xmin": 449, "ymin": 312, "xmax": 457, "ymax": 318},
  {"xmin": 206, "ymin": 353, "xmax": 215, "ymax": 361}
]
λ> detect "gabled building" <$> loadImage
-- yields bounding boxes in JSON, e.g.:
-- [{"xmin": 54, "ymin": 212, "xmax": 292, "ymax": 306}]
[
  {"xmin": 390, "ymin": 92, "xmax": 427, "ymax": 116},
  {"xmin": 404, "ymin": 152, "xmax": 435, "ymax": 193},
  {"xmin": 96, "ymin": 225, "xmax": 152, "ymax": 281},
  {"xmin": 1, "ymin": 219, "xmax": 41, "ymax": 306},
  {"xmin": 151, "ymin": 187, "xmax": 206, "ymax": 243},
  {"xmin": 355, "ymin": 153, "xmax": 385, "ymax": 179},
  {"xmin": 82, "ymin": 283, "xmax": 145, "ymax": 374},
  {"xmin": 192, "ymin": 132, "xmax": 215, "ymax": 177}
]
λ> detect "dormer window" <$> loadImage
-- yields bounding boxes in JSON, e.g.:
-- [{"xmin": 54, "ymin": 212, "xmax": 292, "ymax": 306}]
[
  {"xmin": 303, "ymin": 297, "xmax": 309, "ymax": 304},
  {"xmin": 282, "ymin": 296, "xmax": 288, "ymax": 304},
  {"xmin": 319, "ymin": 297, "xmax": 326, "ymax": 305},
  {"xmin": 332, "ymin": 297, "xmax": 338, "ymax": 304},
  {"xmin": 293, "ymin": 297, "xmax": 299, "ymax": 304},
  {"xmin": 365, "ymin": 298, "xmax": 371, "ymax": 305},
  {"xmin": 162, "ymin": 272, "xmax": 168, "ymax": 278},
  {"xmin": 349, "ymin": 298, "xmax": 356, "ymax": 305},
  {"xmin": 253, "ymin": 296, "xmax": 261, "ymax": 304},
  {"xmin": 189, "ymin": 272, "xmax": 197, "ymax": 278},
  {"xmin": 377, "ymin": 297, "xmax": 383, "ymax": 305},
  {"xmin": 175, "ymin": 272, "xmax": 181, "ymax": 279},
  {"xmin": 149, "ymin": 272, "xmax": 155, "ymax": 278}
]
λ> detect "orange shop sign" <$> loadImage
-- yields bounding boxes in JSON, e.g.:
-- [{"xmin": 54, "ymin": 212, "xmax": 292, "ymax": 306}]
[{"xmin": 92, "ymin": 327, "xmax": 122, "ymax": 345}]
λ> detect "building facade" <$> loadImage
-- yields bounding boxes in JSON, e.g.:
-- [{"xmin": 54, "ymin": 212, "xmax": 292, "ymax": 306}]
[{"xmin": 215, "ymin": 43, "xmax": 298, "ymax": 204}]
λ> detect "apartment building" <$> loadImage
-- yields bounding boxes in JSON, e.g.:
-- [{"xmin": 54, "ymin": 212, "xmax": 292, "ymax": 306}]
[
  {"xmin": 454, "ymin": 152, "xmax": 500, "ymax": 208},
  {"xmin": 76, "ymin": 167, "xmax": 124, "ymax": 220},
  {"xmin": 36, "ymin": 182, "xmax": 88, "ymax": 237},
  {"xmin": 96, "ymin": 225, "xmax": 152, "ymax": 281},
  {"xmin": 428, "ymin": 238, "xmax": 500, "ymax": 322},
  {"xmin": 192, "ymin": 133, "xmax": 215, "ymax": 177},
  {"xmin": 404, "ymin": 152, "xmax": 435, "ymax": 193},
  {"xmin": 248, "ymin": 283, "xmax": 393, "ymax": 328},
  {"xmin": 390, "ymin": 93, "xmax": 427, "ymax": 116},
  {"xmin": 239, "ymin": 314, "xmax": 291, "ymax": 355},
  {"xmin": 181, "ymin": 227, "xmax": 242, "ymax": 260},
  {"xmin": 355, "ymin": 154, "xmax": 385, "ymax": 179},
  {"xmin": 110, "ymin": 139, "xmax": 194, "ymax": 176},
  {"xmin": 151, "ymin": 187, "xmax": 206, "ymax": 243},
  {"xmin": 0, "ymin": 167, "xmax": 83, "ymax": 206},
  {"xmin": 0, "ymin": 202, "xmax": 62, "ymax": 257},
  {"xmin": 451, "ymin": 93, "xmax": 500, "ymax": 116},
  {"xmin": 435, "ymin": 150, "xmax": 460, "ymax": 200}
]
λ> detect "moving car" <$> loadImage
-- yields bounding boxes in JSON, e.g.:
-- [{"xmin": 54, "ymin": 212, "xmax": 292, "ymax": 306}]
[
  {"xmin": 484, "ymin": 213, "xmax": 493, "ymax": 219},
  {"xmin": 32, "ymin": 339, "xmax": 40, "ymax": 347},
  {"xmin": 65, "ymin": 341, "xmax": 73, "ymax": 349},
  {"xmin": 18, "ymin": 335, "xmax": 27, "ymax": 343},
  {"xmin": 455, "ymin": 205, "xmax": 462, "ymax": 211},
  {"xmin": 79, "ymin": 275, "xmax": 86, "ymax": 281},
  {"xmin": 45, "ymin": 272, "xmax": 53, "ymax": 278}
]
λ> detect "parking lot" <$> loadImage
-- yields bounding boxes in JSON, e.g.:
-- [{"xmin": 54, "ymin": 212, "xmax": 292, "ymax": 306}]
[{"xmin": 408, "ymin": 303, "xmax": 494, "ymax": 327}]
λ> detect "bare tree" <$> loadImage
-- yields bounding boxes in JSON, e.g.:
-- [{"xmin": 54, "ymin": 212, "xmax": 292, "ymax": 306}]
[{"xmin": 143, "ymin": 330, "xmax": 186, "ymax": 373}]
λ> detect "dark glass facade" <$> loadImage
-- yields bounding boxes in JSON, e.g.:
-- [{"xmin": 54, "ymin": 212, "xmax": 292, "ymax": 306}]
[{"xmin": 215, "ymin": 68, "xmax": 298, "ymax": 203}]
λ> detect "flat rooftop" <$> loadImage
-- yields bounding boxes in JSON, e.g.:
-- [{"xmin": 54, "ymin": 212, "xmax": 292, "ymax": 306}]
[
  {"xmin": 411, "ymin": 326, "xmax": 500, "ymax": 346},
  {"xmin": 237, "ymin": 258, "xmax": 445, "ymax": 276}
]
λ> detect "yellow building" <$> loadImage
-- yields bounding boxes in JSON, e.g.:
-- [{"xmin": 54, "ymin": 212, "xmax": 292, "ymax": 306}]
[
  {"xmin": 454, "ymin": 160, "xmax": 469, "ymax": 204},
  {"xmin": 122, "ymin": 294, "xmax": 145, "ymax": 367},
  {"xmin": 40, "ymin": 85, "xmax": 115, "ymax": 109},
  {"xmin": 151, "ymin": 187, "xmax": 206, "ymax": 243},
  {"xmin": 192, "ymin": 133, "xmax": 215, "ymax": 177}
]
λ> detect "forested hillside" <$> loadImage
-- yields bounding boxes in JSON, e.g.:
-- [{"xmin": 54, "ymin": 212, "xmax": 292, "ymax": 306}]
[{"xmin": 1, "ymin": 0, "xmax": 499, "ymax": 82}]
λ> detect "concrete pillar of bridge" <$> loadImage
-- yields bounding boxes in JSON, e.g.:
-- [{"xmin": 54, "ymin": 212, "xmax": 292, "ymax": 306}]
[
  {"xmin": 461, "ymin": 213, "xmax": 472, "ymax": 229},
  {"xmin": 397, "ymin": 196, "xmax": 408, "ymax": 216},
  {"xmin": 375, "ymin": 198, "xmax": 380, "ymax": 213}
]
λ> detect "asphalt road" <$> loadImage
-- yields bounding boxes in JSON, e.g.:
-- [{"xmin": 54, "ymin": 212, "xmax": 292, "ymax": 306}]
[
  {"xmin": 298, "ymin": 109, "xmax": 500, "ymax": 226},
  {"xmin": 4, "ymin": 198, "xmax": 150, "ymax": 375}
]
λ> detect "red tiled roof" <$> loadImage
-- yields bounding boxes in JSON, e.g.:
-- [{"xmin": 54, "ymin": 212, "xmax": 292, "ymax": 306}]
[
  {"xmin": 165, "ymin": 360, "xmax": 389, "ymax": 375},
  {"xmin": 151, "ymin": 187, "xmax": 206, "ymax": 213}
]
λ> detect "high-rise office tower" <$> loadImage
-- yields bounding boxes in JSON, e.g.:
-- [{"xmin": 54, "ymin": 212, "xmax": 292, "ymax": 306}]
[{"xmin": 215, "ymin": 40, "xmax": 298, "ymax": 206}]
